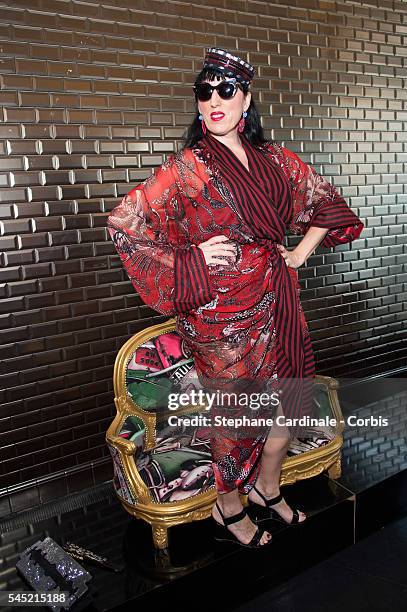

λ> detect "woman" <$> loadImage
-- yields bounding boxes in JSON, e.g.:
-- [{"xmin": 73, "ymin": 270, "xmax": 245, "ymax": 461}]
[{"xmin": 107, "ymin": 48, "xmax": 364, "ymax": 549}]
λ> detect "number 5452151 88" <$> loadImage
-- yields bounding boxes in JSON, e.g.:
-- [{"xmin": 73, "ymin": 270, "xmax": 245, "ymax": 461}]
[{"xmin": 0, "ymin": 591, "xmax": 68, "ymax": 606}]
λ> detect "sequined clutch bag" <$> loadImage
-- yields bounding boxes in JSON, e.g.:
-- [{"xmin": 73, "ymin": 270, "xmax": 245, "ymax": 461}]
[{"xmin": 16, "ymin": 536, "xmax": 92, "ymax": 611}]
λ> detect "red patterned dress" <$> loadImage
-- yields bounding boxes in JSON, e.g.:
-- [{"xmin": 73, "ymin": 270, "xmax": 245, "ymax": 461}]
[{"xmin": 107, "ymin": 133, "xmax": 364, "ymax": 495}]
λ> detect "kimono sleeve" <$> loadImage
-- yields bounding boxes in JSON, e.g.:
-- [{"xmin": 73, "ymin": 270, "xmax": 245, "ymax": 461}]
[
  {"xmin": 282, "ymin": 147, "xmax": 364, "ymax": 248},
  {"xmin": 107, "ymin": 155, "xmax": 215, "ymax": 316}
]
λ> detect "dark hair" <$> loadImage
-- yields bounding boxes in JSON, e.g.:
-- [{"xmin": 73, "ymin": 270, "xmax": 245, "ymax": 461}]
[{"xmin": 182, "ymin": 67, "xmax": 268, "ymax": 149}]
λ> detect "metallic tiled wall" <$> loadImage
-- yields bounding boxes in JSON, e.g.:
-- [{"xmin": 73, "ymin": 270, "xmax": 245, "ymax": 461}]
[{"xmin": 0, "ymin": 0, "xmax": 406, "ymax": 496}]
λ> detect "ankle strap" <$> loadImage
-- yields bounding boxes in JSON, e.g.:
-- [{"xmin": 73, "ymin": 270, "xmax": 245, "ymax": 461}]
[
  {"xmin": 253, "ymin": 485, "xmax": 283, "ymax": 507},
  {"xmin": 223, "ymin": 507, "xmax": 247, "ymax": 526},
  {"xmin": 266, "ymin": 493, "xmax": 283, "ymax": 506},
  {"xmin": 216, "ymin": 502, "xmax": 247, "ymax": 526},
  {"xmin": 252, "ymin": 484, "xmax": 267, "ymax": 504}
]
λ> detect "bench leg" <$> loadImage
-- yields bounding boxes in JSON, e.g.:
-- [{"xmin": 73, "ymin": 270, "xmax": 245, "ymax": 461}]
[
  {"xmin": 327, "ymin": 455, "xmax": 341, "ymax": 479},
  {"xmin": 152, "ymin": 524, "xmax": 169, "ymax": 549}
]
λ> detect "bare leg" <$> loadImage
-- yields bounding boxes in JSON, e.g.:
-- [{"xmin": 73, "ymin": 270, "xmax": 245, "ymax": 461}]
[
  {"xmin": 211, "ymin": 487, "xmax": 272, "ymax": 545},
  {"xmin": 248, "ymin": 403, "xmax": 307, "ymax": 522}
]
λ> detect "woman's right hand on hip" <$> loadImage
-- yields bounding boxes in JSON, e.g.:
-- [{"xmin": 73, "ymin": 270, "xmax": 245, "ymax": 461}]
[{"xmin": 197, "ymin": 235, "xmax": 237, "ymax": 266}]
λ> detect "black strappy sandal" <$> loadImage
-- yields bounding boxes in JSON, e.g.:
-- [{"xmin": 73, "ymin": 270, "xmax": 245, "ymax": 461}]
[
  {"xmin": 213, "ymin": 502, "xmax": 272, "ymax": 548},
  {"xmin": 248, "ymin": 485, "xmax": 307, "ymax": 525}
]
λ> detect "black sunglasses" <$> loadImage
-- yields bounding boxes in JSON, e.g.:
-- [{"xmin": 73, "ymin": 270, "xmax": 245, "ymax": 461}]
[{"xmin": 193, "ymin": 80, "xmax": 244, "ymax": 102}]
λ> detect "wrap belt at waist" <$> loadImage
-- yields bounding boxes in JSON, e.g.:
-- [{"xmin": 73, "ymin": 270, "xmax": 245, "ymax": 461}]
[{"xmin": 265, "ymin": 240, "xmax": 305, "ymax": 378}]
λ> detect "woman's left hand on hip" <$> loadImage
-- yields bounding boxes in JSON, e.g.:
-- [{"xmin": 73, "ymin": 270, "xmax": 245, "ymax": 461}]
[{"xmin": 276, "ymin": 244, "xmax": 304, "ymax": 269}]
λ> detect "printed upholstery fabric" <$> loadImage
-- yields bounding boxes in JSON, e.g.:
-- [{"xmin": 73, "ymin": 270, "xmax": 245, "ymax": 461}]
[{"xmin": 117, "ymin": 412, "xmax": 333, "ymax": 504}]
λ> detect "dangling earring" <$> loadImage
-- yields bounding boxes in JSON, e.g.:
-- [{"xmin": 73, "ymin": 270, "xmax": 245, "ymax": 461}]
[
  {"xmin": 198, "ymin": 113, "xmax": 207, "ymax": 135},
  {"xmin": 238, "ymin": 110, "xmax": 248, "ymax": 133}
]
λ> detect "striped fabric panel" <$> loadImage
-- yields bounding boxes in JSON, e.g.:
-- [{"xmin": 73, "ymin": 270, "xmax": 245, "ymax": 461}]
[
  {"xmin": 202, "ymin": 132, "xmax": 316, "ymax": 420},
  {"xmin": 204, "ymin": 132, "xmax": 291, "ymax": 235},
  {"xmin": 173, "ymin": 245, "xmax": 215, "ymax": 314}
]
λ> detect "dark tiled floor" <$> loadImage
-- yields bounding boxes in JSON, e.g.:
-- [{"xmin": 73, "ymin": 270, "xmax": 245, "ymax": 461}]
[
  {"xmin": 0, "ymin": 475, "xmax": 356, "ymax": 612},
  {"xmin": 233, "ymin": 514, "xmax": 407, "ymax": 612}
]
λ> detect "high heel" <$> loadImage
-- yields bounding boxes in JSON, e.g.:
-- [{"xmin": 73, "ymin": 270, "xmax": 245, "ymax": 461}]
[
  {"xmin": 213, "ymin": 502, "xmax": 272, "ymax": 548},
  {"xmin": 248, "ymin": 485, "xmax": 307, "ymax": 525}
]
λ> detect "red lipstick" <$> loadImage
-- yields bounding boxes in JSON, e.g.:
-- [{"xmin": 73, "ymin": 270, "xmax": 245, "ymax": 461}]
[{"xmin": 210, "ymin": 112, "xmax": 225, "ymax": 121}]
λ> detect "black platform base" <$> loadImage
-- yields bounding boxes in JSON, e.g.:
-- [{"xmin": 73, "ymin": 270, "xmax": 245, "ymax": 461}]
[{"xmin": 0, "ymin": 377, "xmax": 406, "ymax": 612}]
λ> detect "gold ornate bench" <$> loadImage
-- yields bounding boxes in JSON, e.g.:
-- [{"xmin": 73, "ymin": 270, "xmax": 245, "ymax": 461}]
[{"xmin": 106, "ymin": 319, "xmax": 344, "ymax": 549}]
